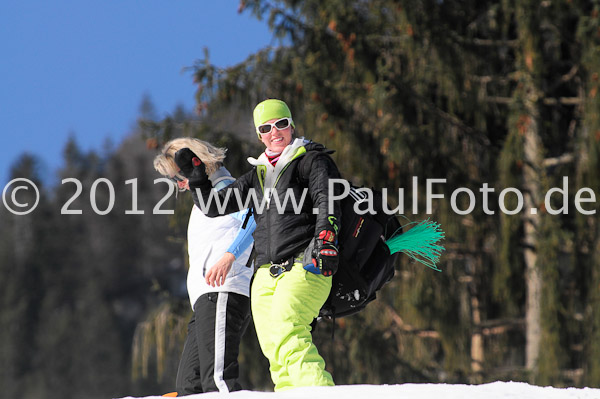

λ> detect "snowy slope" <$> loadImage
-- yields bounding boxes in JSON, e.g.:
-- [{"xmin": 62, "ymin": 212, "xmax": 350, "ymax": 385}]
[{"xmin": 117, "ymin": 381, "xmax": 600, "ymax": 399}]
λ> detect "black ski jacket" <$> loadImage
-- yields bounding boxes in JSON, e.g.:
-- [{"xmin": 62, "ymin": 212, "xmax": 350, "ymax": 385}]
[{"xmin": 192, "ymin": 140, "xmax": 343, "ymax": 266}]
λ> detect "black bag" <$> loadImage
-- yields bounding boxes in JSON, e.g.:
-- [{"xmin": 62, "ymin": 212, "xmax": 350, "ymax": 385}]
[
  {"xmin": 296, "ymin": 148, "xmax": 402, "ymax": 318},
  {"xmin": 319, "ymin": 185, "xmax": 402, "ymax": 318}
]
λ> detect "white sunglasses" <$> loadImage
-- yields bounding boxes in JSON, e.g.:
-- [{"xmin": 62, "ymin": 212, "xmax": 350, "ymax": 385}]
[{"xmin": 256, "ymin": 117, "xmax": 292, "ymax": 137}]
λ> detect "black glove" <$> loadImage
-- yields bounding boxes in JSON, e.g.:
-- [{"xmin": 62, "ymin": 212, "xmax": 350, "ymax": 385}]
[
  {"xmin": 311, "ymin": 230, "xmax": 339, "ymax": 276},
  {"xmin": 174, "ymin": 148, "xmax": 209, "ymax": 188}
]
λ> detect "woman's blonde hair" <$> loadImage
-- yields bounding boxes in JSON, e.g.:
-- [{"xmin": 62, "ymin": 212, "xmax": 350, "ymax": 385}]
[{"xmin": 153, "ymin": 137, "xmax": 227, "ymax": 179}]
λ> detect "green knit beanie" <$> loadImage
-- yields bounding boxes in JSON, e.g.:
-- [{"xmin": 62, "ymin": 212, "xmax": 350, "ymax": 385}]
[{"xmin": 253, "ymin": 99, "xmax": 295, "ymax": 138}]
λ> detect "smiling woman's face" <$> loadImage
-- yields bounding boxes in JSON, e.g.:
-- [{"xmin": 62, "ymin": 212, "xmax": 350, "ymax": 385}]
[{"xmin": 260, "ymin": 118, "xmax": 293, "ymax": 152}]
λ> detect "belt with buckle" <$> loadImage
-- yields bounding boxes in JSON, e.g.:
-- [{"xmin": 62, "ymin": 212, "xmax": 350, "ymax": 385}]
[{"xmin": 269, "ymin": 257, "xmax": 294, "ymax": 278}]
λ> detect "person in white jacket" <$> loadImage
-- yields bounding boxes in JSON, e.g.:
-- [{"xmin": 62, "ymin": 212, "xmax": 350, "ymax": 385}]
[{"xmin": 154, "ymin": 138, "xmax": 256, "ymax": 395}]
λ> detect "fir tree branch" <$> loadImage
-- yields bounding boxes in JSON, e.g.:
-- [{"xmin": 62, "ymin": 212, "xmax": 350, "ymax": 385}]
[
  {"xmin": 548, "ymin": 65, "xmax": 580, "ymax": 92},
  {"xmin": 486, "ymin": 96, "xmax": 582, "ymax": 106},
  {"xmin": 543, "ymin": 153, "xmax": 575, "ymax": 168},
  {"xmin": 542, "ymin": 97, "xmax": 582, "ymax": 106},
  {"xmin": 448, "ymin": 30, "xmax": 518, "ymax": 48},
  {"xmin": 477, "ymin": 318, "xmax": 526, "ymax": 336},
  {"xmin": 384, "ymin": 303, "xmax": 441, "ymax": 339}
]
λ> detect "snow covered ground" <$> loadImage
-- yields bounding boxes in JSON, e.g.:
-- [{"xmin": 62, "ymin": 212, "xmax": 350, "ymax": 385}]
[{"xmin": 117, "ymin": 381, "xmax": 600, "ymax": 399}]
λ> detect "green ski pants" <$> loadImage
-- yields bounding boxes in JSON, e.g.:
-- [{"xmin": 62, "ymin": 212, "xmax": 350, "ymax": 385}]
[{"xmin": 251, "ymin": 262, "xmax": 334, "ymax": 391}]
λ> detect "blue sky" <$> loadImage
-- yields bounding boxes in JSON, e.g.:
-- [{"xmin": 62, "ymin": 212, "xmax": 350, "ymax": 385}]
[{"xmin": 0, "ymin": 1, "xmax": 274, "ymax": 185}]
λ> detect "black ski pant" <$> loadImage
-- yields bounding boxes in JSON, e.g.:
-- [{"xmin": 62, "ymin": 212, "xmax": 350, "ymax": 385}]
[{"xmin": 176, "ymin": 292, "xmax": 250, "ymax": 395}]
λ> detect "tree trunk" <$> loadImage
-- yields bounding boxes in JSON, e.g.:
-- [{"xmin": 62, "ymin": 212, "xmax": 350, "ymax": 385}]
[
  {"xmin": 470, "ymin": 294, "xmax": 484, "ymax": 375},
  {"xmin": 521, "ymin": 88, "xmax": 544, "ymax": 373}
]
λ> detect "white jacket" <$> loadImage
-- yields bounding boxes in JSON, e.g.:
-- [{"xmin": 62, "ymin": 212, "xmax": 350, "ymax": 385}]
[{"xmin": 185, "ymin": 176, "xmax": 254, "ymax": 309}]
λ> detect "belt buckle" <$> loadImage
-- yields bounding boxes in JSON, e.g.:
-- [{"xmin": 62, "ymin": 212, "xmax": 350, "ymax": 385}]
[
  {"xmin": 269, "ymin": 264, "xmax": 284, "ymax": 278},
  {"xmin": 269, "ymin": 259, "xmax": 291, "ymax": 278}
]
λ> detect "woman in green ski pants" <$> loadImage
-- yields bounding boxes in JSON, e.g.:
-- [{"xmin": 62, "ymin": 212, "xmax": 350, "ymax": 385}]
[{"xmin": 174, "ymin": 99, "xmax": 342, "ymax": 391}]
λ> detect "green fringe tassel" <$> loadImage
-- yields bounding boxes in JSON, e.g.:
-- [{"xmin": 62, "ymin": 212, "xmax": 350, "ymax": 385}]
[{"xmin": 385, "ymin": 219, "xmax": 445, "ymax": 272}]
